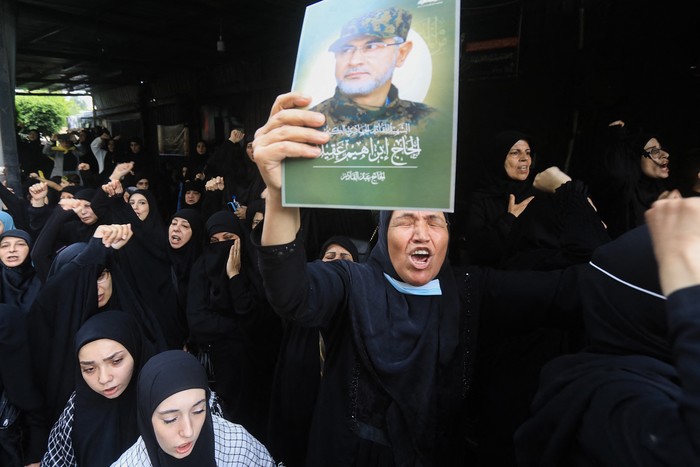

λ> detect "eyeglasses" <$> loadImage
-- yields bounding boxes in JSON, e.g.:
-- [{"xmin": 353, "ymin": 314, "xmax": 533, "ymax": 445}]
[
  {"xmin": 643, "ymin": 147, "xmax": 669, "ymax": 162},
  {"xmin": 335, "ymin": 39, "xmax": 404, "ymax": 58},
  {"xmin": 97, "ymin": 269, "xmax": 110, "ymax": 284}
]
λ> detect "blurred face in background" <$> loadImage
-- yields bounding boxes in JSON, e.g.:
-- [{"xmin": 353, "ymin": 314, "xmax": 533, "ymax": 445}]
[{"xmin": 184, "ymin": 190, "xmax": 201, "ymax": 206}]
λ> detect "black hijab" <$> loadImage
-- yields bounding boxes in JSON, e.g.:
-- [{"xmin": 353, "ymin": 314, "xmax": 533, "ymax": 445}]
[
  {"xmin": 109, "ymin": 187, "xmax": 186, "ymax": 349},
  {"xmin": 29, "ymin": 238, "xmax": 165, "ymax": 424},
  {"xmin": 476, "ymin": 130, "xmax": 536, "ymax": 202},
  {"xmin": 137, "ymin": 350, "xmax": 216, "ymax": 467},
  {"xmin": 244, "ymin": 198, "xmax": 265, "ymax": 231},
  {"xmin": 515, "ymin": 225, "xmax": 673, "ymax": 465},
  {"xmin": 319, "ymin": 235, "xmax": 359, "ymax": 262},
  {"xmin": 168, "ymin": 209, "xmax": 203, "ymax": 308},
  {"xmin": 130, "ymin": 189, "xmax": 163, "ymax": 232},
  {"xmin": 0, "ymin": 229, "xmax": 41, "ymax": 312},
  {"xmin": 202, "ymin": 211, "xmax": 246, "ymax": 310},
  {"xmin": 344, "ymin": 210, "xmax": 460, "ymax": 464},
  {"xmin": 181, "ymin": 180, "xmax": 205, "ymax": 212},
  {"xmin": 73, "ymin": 310, "xmax": 153, "ymax": 467}
]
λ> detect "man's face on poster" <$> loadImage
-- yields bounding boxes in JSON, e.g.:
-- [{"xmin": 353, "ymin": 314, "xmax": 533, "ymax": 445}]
[{"xmin": 334, "ymin": 35, "xmax": 412, "ymax": 98}]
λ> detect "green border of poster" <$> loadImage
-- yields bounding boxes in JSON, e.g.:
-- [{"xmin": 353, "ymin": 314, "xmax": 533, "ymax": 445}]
[{"xmin": 284, "ymin": 0, "xmax": 460, "ymax": 212}]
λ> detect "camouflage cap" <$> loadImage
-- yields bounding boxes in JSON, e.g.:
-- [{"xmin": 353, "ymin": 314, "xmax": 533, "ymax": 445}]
[{"xmin": 328, "ymin": 7, "xmax": 412, "ymax": 52}]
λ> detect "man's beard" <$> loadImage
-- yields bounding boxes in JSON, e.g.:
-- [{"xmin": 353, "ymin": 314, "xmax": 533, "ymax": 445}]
[{"xmin": 337, "ymin": 65, "xmax": 395, "ymax": 97}]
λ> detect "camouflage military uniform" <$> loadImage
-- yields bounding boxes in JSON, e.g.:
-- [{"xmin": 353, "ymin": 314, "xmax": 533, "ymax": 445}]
[{"xmin": 311, "ymin": 84, "xmax": 435, "ymax": 132}]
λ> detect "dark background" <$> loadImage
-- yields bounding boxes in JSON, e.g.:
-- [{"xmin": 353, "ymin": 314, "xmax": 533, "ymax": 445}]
[{"xmin": 8, "ymin": 0, "xmax": 700, "ymax": 207}]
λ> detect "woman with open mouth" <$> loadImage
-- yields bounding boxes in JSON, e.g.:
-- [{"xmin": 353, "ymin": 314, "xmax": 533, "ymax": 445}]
[
  {"xmin": 113, "ymin": 350, "xmax": 274, "ymax": 466},
  {"xmin": 42, "ymin": 311, "xmax": 154, "ymax": 467},
  {"xmin": 166, "ymin": 208, "xmax": 203, "ymax": 311},
  {"xmin": 587, "ymin": 120, "xmax": 673, "ymax": 239},
  {"xmin": 464, "ymin": 130, "xmax": 537, "ymax": 267}
]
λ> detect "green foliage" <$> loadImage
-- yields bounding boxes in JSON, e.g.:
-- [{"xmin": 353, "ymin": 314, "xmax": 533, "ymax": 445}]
[{"xmin": 15, "ymin": 95, "xmax": 73, "ymax": 136}]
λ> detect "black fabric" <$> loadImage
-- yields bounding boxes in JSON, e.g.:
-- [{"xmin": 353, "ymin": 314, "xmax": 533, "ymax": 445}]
[
  {"xmin": 206, "ymin": 140, "xmax": 252, "ymax": 207},
  {"xmin": 514, "ymin": 225, "xmax": 687, "ymax": 466},
  {"xmin": 319, "ymin": 235, "xmax": 360, "ymax": 262},
  {"xmin": 465, "ymin": 131, "xmax": 536, "ymax": 266},
  {"xmin": 350, "ymin": 211, "xmax": 461, "ymax": 465},
  {"xmin": 30, "ymin": 198, "xmax": 100, "ymax": 283},
  {"xmin": 168, "ymin": 209, "xmax": 203, "ymax": 311},
  {"xmin": 267, "ymin": 236, "xmax": 359, "ymax": 466},
  {"xmin": 502, "ymin": 181, "xmax": 611, "ymax": 270},
  {"xmin": 256, "ymin": 209, "xmax": 585, "ymax": 465},
  {"xmin": 180, "ymin": 179, "xmax": 205, "ymax": 212},
  {"xmin": 187, "ymin": 210, "xmax": 280, "ymax": 442},
  {"xmin": 93, "ymin": 187, "xmax": 186, "ymax": 349},
  {"xmin": 0, "ymin": 304, "xmax": 44, "ymax": 463},
  {"xmin": 72, "ymin": 310, "xmax": 153, "ymax": 467},
  {"xmin": 257, "ymin": 211, "xmax": 464, "ymax": 465},
  {"xmin": 587, "ymin": 125, "xmax": 670, "ymax": 239},
  {"xmin": 0, "ymin": 230, "xmax": 41, "ymax": 313},
  {"xmin": 137, "ymin": 350, "xmax": 216, "ymax": 467},
  {"xmin": 28, "ymin": 238, "xmax": 163, "ymax": 431}
]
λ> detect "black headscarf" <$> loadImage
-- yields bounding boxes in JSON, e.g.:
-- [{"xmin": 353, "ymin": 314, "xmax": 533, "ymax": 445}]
[
  {"xmin": 74, "ymin": 188, "xmax": 96, "ymax": 203},
  {"xmin": 73, "ymin": 310, "xmax": 153, "ymax": 467},
  {"xmin": 319, "ymin": 235, "xmax": 359, "ymax": 262},
  {"xmin": 28, "ymin": 238, "xmax": 165, "ymax": 425},
  {"xmin": 181, "ymin": 180, "xmax": 205, "ymax": 212},
  {"xmin": 107, "ymin": 187, "xmax": 186, "ymax": 349},
  {"xmin": 59, "ymin": 185, "xmax": 82, "ymax": 198},
  {"xmin": 515, "ymin": 225, "xmax": 674, "ymax": 465},
  {"xmin": 244, "ymin": 198, "xmax": 265, "ymax": 231},
  {"xmin": 130, "ymin": 189, "xmax": 163, "ymax": 232},
  {"xmin": 0, "ymin": 229, "xmax": 41, "ymax": 312},
  {"xmin": 168, "ymin": 209, "xmax": 203, "ymax": 308},
  {"xmin": 137, "ymin": 350, "xmax": 216, "ymax": 467},
  {"xmin": 476, "ymin": 130, "xmax": 536, "ymax": 201},
  {"xmin": 201, "ymin": 211, "xmax": 246, "ymax": 310},
  {"xmin": 345, "ymin": 210, "xmax": 460, "ymax": 464}
]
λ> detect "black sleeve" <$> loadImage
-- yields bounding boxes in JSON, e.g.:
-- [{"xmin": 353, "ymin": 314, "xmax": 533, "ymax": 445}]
[
  {"xmin": 27, "ymin": 204, "xmax": 53, "ymax": 237},
  {"xmin": 31, "ymin": 208, "xmax": 78, "ymax": 283},
  {"xmin": 576, "ymin": 286, "xmax": 700, "ymax": 466},
  {"xmin": 0, "ymin": 181, "xmax": 31, "ymax": 233},
  {"xmin": 465, "ymin": 193, "xmax": 516, "ymax": 266},
  {"xmin": 185, "ymin": 258, "xmax": 237, "ymax": 343},
  {"xmin": 255, "ymin": 232, "xmax": 347, "ymax": 328}
]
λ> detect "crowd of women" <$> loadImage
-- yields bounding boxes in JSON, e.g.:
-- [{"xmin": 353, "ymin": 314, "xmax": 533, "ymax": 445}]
[{"xmin": 2, "ymin": 105, "xmax": 699, "ymax": 466}]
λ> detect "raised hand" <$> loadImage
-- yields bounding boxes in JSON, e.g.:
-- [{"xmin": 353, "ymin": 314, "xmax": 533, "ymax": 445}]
[{"xmin": 93, "ymin": 223, "xmax": 133, "ymax": 249}]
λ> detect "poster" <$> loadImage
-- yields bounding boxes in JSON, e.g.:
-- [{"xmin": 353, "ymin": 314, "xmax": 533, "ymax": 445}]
[{"xmin": 284, "ymin": 0, "xmax": 460, "ymax": 211}]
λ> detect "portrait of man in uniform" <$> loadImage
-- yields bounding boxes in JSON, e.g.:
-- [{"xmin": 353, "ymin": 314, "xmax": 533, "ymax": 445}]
[
  {"xmin": 312, "ymin": 7, "xmax": 435, "ymax": 130},
  {"xmin": 285, "ymin": 0, "xmax": 458, "ymax": 210}
]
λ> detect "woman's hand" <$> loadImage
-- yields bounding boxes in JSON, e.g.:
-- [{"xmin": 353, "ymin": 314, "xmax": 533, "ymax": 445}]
[
  {"xmin": 102, "ymin": 179, "xmax": 123, "ymax": 197},
  {"xmin": 508, "ymin": 194, "xmax": 534, "ymax": 217},
  {"xmin": 533, "ymin": 166, "xmax": 572, "ymax": 193},
  {"xmin": 109, "ymin": 162, "xmax": 134, "ymax": 181},
  {"xmin": 94, "ymin": 223, "xmax": 133, "ymax": 249},
  {"xmin": 253, "ymin": 92, "xmax": 329, "ymax": 195},
  {"xmin": 29, "ymin": 182, "xmax": 48, "ymax": 207},
  {"xmin": 226, "ymin": 239, "xmax": 241, "ymax": 278}
]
